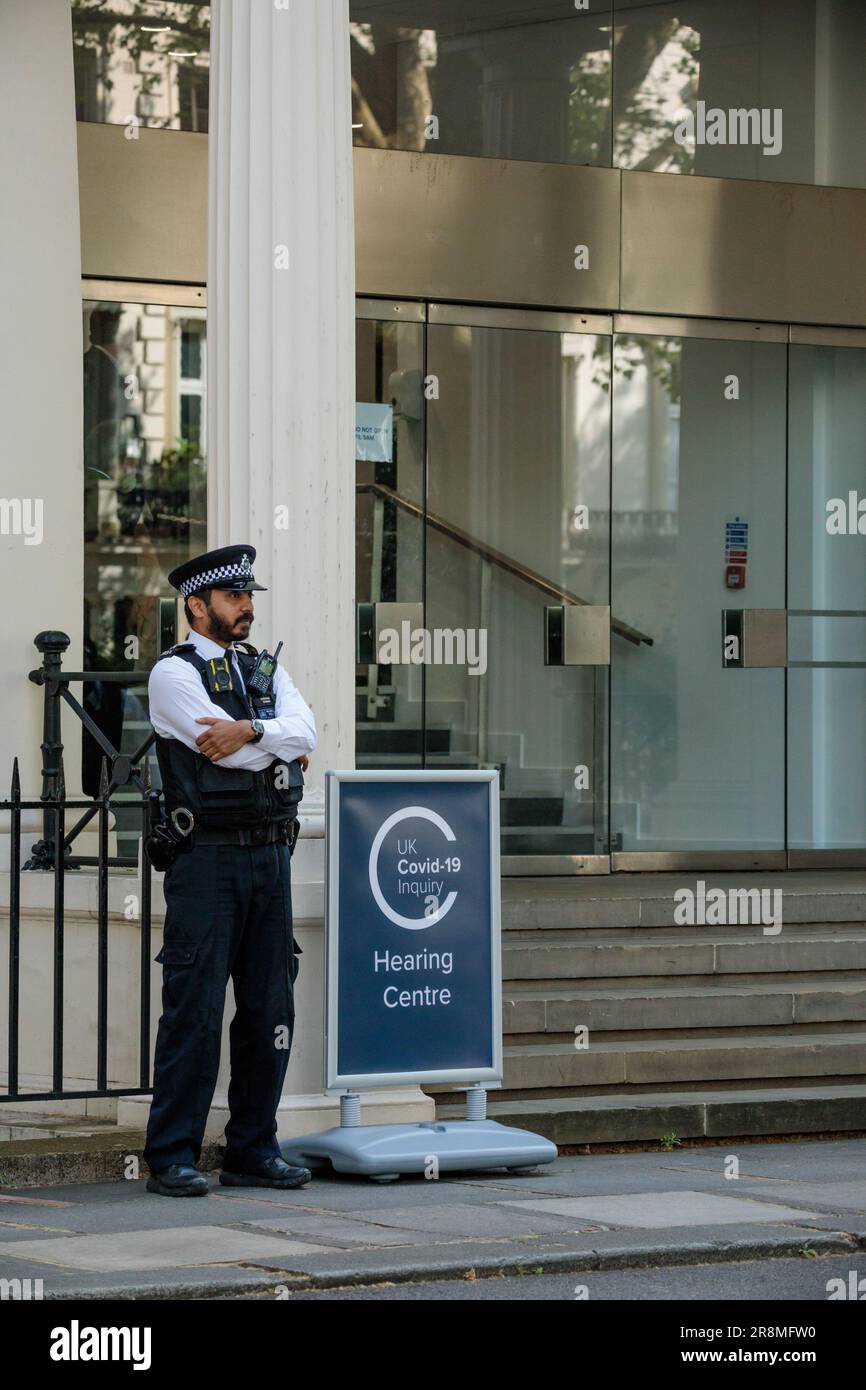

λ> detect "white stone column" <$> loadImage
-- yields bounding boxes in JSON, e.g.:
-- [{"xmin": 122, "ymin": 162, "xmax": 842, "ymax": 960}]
[
  {"xmin": 208, "ymin": 0, "xmax": 355, "ymax": 784},
  {"xmin": 203, "ymin": 0, "xmax": 432, "ymax": 1133},
  {"xmin": 0, "ymin": 0, "xmax": 83, "ymax": 857}
]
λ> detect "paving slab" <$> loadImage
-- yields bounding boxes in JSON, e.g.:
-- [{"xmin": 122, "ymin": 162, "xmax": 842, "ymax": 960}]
[
  {"xmin": 242, "ymin": 1215, "xmax": 444, "ymax": 1247},
  {"xmin": 729, "ymin": 1180, "xmax": 866, "ymax": 1212},
  {"xmin": 0, "ymin": 1226, "xmax": 340, "ymax": 1272},
  {"xmin": 247, "ymin": 1202, "xmax": 596, "ymax": 1240},
  {"xmin": 499, "ymin": 1190, "xmax": 823, "ymax": 1229},
  {"xmin": 205, "ymin": 1175, "xmax": 514, "ymax": 1213},
  {"xmin": 0, "ymin": 1190, "xmax": 331, "ymax": 1235}
]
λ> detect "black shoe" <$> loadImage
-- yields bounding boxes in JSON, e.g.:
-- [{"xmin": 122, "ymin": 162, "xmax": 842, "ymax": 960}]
[
  {"xmin": 146, "ymin": 1163, "xmax": 209, "ymax": 1197},
  {"xmin": 219, "ymin": 1156, "xmax": 312, "ymax": 1189}
]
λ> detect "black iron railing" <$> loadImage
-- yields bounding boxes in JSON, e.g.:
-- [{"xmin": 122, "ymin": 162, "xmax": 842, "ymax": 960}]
[
  {"xmin": 1, "ymin": 632, "xmax": 158, "ymax": 1102},
  {"xmin": 26, "ymin": 630, "xmax": 157, "ymax": 870}
]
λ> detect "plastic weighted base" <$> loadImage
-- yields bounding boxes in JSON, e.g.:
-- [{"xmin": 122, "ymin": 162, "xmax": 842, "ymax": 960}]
[{"xmin": 280, "ymin": 1119, "xmax": 558, "ymax": 1180}]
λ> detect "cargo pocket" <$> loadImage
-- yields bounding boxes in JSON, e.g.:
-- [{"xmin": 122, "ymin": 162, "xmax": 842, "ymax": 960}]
[
  {"xmin": 155, "ymin": 940, "xmax": 199, "ymax": 966},
  {"xmin": 156, "ymin": 940, "xmax": 200, "ymax": 1014}
]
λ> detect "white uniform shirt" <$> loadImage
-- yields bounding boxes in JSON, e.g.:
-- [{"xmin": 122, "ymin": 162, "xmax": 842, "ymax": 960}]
[{"xmin": 148, "ymin": 628, "xmax": 317, "ymax": 770}]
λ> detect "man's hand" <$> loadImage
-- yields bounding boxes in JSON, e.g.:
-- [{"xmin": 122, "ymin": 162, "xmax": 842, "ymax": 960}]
[
  {"xmin": 195, "ymin": 716, "xmax": 254, "ymax": 761},
  {"xmin": 299, "ymin": 755, "xmax": 310, "ymax": 772}
]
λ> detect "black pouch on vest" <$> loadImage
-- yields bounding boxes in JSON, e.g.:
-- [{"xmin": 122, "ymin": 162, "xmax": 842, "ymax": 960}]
[
  {"xmin": 267, "ymin": 757, "xmax": 305, "ymax": 819},
  {"xmin": 193, "ymin": 760, "xmax": 268, "ymax": 826}
]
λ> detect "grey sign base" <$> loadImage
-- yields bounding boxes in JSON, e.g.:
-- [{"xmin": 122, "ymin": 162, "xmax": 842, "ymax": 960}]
[{"xmin": 280, "ymin": 1120, "xmax": 558, "ymax": 1180}]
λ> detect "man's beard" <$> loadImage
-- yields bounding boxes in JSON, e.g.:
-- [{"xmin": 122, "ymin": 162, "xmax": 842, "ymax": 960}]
[{"xmin": 205, "ymin": 604, "xmax": 253, "ymax": 645}]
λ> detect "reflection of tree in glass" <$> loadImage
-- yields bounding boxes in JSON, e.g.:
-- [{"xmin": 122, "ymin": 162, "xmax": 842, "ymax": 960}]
[
  {"xmin": 349, "ymin": 15, "xmax": 698, "ymax": 169},
  {"xmin": 592, "ymin": 336, "xmax": 681, "ymax": 404},
  {"xmin": 147, "ymin": 438, "xmax": 206, "ymax": 538},
  {"xmin": 617, "ymin": 663, "xmax": 678, "ymax": 810},
  {"xmin": 350, "ymin": 22, "xmax": 433, "ymax": 151},
  {"xmin": 71, "ymin": 1, "xmax": 210, "ymax": 131},
  {"xmin": 608, "ymin": 22, "xmax": 699, "ymax": 173}
]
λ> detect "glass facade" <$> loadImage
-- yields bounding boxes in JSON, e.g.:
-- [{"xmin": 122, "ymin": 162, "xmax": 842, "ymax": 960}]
[
  {"xmin": 82, "ymin": 291, "xmax": 206, "ymax": 851},
  {"xmin": 355, "ymin": 305, "xmax": 866, "ymax": 863},
  {"xmin": 71, "ymin": 2, "xmax": 866, "ymax": 188},
  {"xmin": 355, "ymin": 311, "xmax": 425, "ymax": 766},
  {"xmin": 787, "ymin": 342, "xmax": 866, "ymax": 850},
  {"xmin": 350, "ymin": 0, "xmax": 866, "ymax": 189},
  {"xmin": 350, "ymin": 2, "xmax": 612, "ymax": 167},
  {"xmin": 424, "ymin": 319, "xmax": 610, "ymax": 858},
  {"xmin": 70, "ymin": 7, "xmax": 866, "ymax": 864},
  {"xmin": 610, "ymin": 330, "xmax": 787, "ymax": 852},
  {"xmin": 72, "ymin": 0, "xmax": 210, "ymax": 132}
]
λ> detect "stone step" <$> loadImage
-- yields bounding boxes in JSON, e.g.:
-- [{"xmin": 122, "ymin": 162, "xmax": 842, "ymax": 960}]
[
  {"xmin": 435, "ymin": 1082, "xmax": 866, "ymax": 1145},
  {"xmin": 503, "ymin": 926, "xmax": 866, "ymax": 980},
  {"xmin": 503, "ymin": 976, "xmax": 866, "ymax": 1034},
  {"xmin": 502, "ymin": 873, "xmax": 866, "ymax": 930},
  {"xmin": 500, "ymin": 1027, "xmax": 866, "ymax": 1090},
  {"xmin": 0, "ymin": 1129, "xmax": 225, "ymax": 1189}
]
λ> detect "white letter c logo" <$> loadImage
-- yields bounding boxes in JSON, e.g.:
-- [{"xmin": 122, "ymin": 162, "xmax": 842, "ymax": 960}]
[{"xmin": 368, "ymin": 806, "xmax": 458, "ymax": 930}]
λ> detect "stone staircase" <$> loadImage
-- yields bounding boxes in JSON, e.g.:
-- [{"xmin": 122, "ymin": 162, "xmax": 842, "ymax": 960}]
[{"xmin": 435, "ymin": 872, "xmax": 866, "ymax": 1143}]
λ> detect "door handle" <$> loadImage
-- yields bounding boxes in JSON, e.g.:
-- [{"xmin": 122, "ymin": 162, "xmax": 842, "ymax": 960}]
[
  {"xmin": 545, "ymin": 605, "xmax": 610, "ymax": 666},
  {"xmin": 357, "ymin": 601, "xmax": 424, "ymax": 664},
  {"xmin": 722, "ymin": 608, "xmax": 787, "ymax": 668}
]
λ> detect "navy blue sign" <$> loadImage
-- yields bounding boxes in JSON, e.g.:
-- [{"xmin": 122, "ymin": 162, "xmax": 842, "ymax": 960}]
[{"xmin": 325, "ymin": 771, "xmax": 501, "ymax": 1090}]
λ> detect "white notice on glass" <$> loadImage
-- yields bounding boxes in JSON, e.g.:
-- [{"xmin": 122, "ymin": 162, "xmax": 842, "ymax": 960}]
[{"xmin": 355, "ymin": 402, "xmax": 393, "ymax": 462}]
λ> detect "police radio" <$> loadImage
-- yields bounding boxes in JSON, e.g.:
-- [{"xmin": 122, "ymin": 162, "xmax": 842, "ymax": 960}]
[{"xmin": 247, "ymin": 641, "xmax": 282, "ymax": 697}]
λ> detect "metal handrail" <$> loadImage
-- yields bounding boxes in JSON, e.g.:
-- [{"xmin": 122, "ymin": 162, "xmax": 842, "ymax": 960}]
[
  {"xmin": 25, "ymin": 631, "xmax": 155, "ymax": 869},
  {"xmin": 357, "ymin": 482, "xmax": 653, "ymax": 647}
]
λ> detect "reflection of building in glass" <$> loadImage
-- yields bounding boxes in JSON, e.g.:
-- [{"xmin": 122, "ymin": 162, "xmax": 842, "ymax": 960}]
[
  {"xmin": 349, "ymin": 1, "xmax": 866, "ymax": 187},
  {"xmin": 350, "ymin": 6, "xmax": 613, "ymax": 166},
  {"xmin": 81, "ymin": 293, "xmax": 206, "ymax": 835},
  {"xmin": 72, "ymin": 0, "xmax": 210, "ymax": 132},
  {"xmin": 83, "ymin": 298, "xmax": 206, "ymax": 675}
]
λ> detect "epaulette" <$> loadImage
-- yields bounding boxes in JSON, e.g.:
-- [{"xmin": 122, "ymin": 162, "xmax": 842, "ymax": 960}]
[{"xmin": 157, "ymin": 642, "xmax": 196, "ymax": 660}]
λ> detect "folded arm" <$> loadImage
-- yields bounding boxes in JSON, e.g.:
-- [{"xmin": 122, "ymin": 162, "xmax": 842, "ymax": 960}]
[
  {"xmin": 148, "ymin": 657, "xmax": 316, "ymax": 770},
  {"xmin": 252, "ymin": 664, "xmax": 318, "ymax": 763}
]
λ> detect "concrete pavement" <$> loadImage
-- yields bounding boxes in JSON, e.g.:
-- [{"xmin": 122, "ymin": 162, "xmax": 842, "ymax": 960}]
[{"xmin": 1, "ymin": 1137, "xmax": 865, "ymax": 1300}]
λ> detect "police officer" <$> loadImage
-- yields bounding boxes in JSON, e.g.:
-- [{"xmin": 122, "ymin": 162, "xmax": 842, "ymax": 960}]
[{"xmin": 143, "ymin": 544, "xmax": 316, "ymax": 1196}]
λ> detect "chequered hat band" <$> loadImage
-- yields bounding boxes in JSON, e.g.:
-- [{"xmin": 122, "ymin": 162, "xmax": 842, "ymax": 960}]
[{"xmin": 179, "ymin": 557, "xmax": 254, "ymax": 599}]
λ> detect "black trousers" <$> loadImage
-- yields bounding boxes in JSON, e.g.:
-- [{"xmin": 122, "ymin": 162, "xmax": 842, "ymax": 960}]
[{"xmin": 143, "ymin": 841, "xmax": 299, "ymax": 1173}]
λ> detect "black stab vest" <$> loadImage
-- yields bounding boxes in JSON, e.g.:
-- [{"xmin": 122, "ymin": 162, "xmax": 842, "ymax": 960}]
[{"xmin": 153, "ymin": 644, "xmax": 304, "ymax": 829}]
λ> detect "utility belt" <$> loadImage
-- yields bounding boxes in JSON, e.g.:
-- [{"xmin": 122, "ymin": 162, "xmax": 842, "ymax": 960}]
[
  {"xmin": 192, "ymin": 820, "xmax": 299, "ymax": 849},
  {"xmin": 145, "ymin": 799, "xmax": 301, "ymax": 869}
]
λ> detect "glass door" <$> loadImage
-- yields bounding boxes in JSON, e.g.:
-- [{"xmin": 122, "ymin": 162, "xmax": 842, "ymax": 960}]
[
  {"xmin": 609, "ymin": 315, "xmax": 788, "ymax": 867},
  {"xmin": 424, "ymin": 305, "xmax": 613, "ymax": 872},
  {"xmin": 354, "ymin": 302, "xmax": 866, "ymax": 872},
  {"xmin": 787, "ymin": 326, "xmax": 866, "ymax": 865},
  {"xmin": 354, "ymin": 299, "xmax": 425, "ymax": 769},
  {"xmin": 82, "ymin": 279, "xmax": 207, "ymax": 858}
]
